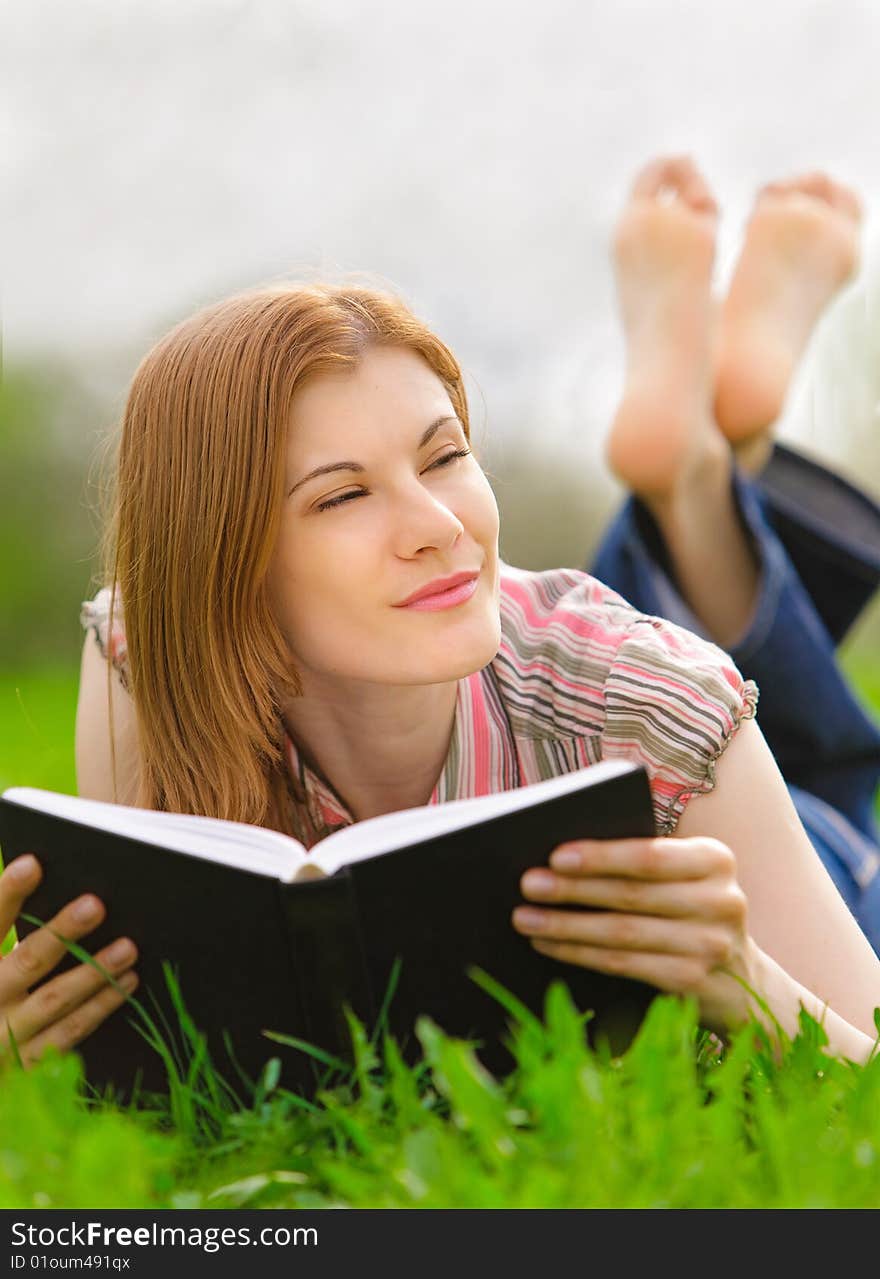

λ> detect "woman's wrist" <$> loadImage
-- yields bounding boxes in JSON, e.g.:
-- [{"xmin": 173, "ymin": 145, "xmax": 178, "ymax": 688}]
[{"xmin": 740, "ymin": 943, "xmax": 877, "ymax": 1065}]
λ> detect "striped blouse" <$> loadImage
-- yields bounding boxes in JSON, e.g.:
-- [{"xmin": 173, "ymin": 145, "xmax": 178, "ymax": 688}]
[{"xmin": 80, "ymin": 563, "xmax": 759, "ymax": 848}]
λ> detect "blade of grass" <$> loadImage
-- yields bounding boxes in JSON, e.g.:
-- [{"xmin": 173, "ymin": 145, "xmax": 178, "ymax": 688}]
[
  {"xmin": 2, "ymin": 1019, "xmax": 24, "ymax": 1071},
  {"xmin": 368, "ymin": 955, "xmax": 403, "ymax": 1052},
  {"xmin": 261, "ymin": 1028, "xmax": 352, "ymax": 1076}
]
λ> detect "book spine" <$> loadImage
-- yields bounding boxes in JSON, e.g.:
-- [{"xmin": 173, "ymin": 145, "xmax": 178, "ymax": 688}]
[{"xmin": 281, "ymin": 873, "xmax": 377, "ymax": 1067}]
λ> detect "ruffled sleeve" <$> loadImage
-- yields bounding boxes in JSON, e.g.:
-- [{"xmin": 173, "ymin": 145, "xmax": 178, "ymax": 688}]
[
  {"xmin": 80, "ymin": 586, "xmax": 130, "ymax": 691},
  {"xmin": 600, "ymin": 612, "xmax": 759, "ymax": 834}
]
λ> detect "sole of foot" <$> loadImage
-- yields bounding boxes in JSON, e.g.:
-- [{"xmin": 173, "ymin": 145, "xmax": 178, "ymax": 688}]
[
  {"xmin": 713, "ymin": 172, "xmax": 862, "ymax": 471},
  {"xmin": 606, "ymin": 155, "xmax": 729, "ymax": 501}
]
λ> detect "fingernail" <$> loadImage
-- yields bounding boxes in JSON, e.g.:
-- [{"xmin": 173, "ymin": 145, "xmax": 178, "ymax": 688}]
[
  {"xmin": 118, "ymin": 971, "xmax": 138, "ymax": 993},
  {"xmin": 106, "ymin": 938, "xmax": 135, "ymax": 964},
  {"xmin": 513, "ymin": 908, "xmax": 547, "ymax": 931},
  {"xmin": 550, "ymin": 848, "xmax": 581, "ymax": 870},
  {"xmin": 72, "ymin": 895, "xmax": 101, "ymax": 922},
  {"xmin": 7, "ymin": 855, "xmax": 38, "ymax": 881},
  {"xmin": 522, "ymin": 870, "xmax": 556, "ymax": 896}
]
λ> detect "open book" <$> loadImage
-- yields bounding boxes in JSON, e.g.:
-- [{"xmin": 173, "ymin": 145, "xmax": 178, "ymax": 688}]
[{"xmin": 0, "ymin": 760, "xmax": 657, "ymax": 1100}]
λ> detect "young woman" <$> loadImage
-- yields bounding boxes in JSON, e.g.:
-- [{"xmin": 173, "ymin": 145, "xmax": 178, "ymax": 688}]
[{"xmin": 2, "ymin": 157, "xmax": 879, "ymax": 1074}]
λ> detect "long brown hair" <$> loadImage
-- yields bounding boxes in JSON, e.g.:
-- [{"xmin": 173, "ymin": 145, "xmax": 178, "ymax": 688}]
[{"xmin": 101, "ymin": 281, "xmax": 473, "ymax": 832}]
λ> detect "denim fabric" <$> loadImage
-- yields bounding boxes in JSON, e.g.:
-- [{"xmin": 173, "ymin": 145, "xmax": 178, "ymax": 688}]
[{"xmin": 589, "ymin": 444, "xmax": 880, "ymax": 952}]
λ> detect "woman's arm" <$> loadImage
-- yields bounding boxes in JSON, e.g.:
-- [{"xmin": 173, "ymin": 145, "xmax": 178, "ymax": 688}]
[
  {"xmin": 514, "ymin": 717, "xmax": 880, "ymax": 1059},
  {"xmin": 74, "ymin": 634, "xmax": 142, "ymax": 805},
  {"xmin": 674, "ymin": 715, "xmax": 880, "ymax": 1041}
]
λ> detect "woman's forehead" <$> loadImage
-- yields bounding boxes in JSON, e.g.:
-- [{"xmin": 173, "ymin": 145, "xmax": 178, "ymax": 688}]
[{"xmin": 287, "ymin": 349, "xmax": 455, "ymax": 451}]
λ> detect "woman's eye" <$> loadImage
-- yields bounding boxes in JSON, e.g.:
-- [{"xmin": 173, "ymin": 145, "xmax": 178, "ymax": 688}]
[
  {"xmin": 430, "ymin": 447, "xmax": 471, "ymax": 469},
  {"xmin": 315, "ymin": 449, "xmax": 471, "ymax": 512},
  {"xmin": 316, "ymin": 490, "xmax": 365, "ymax": 512}
]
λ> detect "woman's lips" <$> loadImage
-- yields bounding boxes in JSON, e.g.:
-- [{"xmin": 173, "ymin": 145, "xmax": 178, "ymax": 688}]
[{"xmin": 397, "ymin": 576, "xmax": 479, "ymax": 611}]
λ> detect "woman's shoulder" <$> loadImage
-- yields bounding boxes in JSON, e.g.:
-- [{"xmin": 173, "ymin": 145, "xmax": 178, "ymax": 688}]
[
  {"xmin": 80, "ymin": 584, "xmax": 129, "ymax": 687},
  {"xmin": 494, "ymin": 561, "xmax": 759, "ymax": 830},
  {"xmin": 495, "ymin": 560, "xmax": 649, "ymax": 736},
  {"xmin": 498, "ymin": 559, "xmax": 644, "ymax": 648},
  {"xmin": 496, "ymin": 558, "xmax": 757, "ymax": 687},
  {"xmin": 496, "ymin": 558, "xmax": 677, "ymax": 696}
]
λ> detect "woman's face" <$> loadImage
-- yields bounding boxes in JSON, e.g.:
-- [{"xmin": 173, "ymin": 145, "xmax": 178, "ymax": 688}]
[{"xmin": 268, "ymin": 344, "xmax": 502, "ymax": 688}]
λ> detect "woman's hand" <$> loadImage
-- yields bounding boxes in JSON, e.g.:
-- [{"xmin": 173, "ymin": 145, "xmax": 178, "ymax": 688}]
[
  {"xmin": 513, "ymin": 835, "xmax": 766, "ymax": 1033},
  {"xmin": 0, "ymin": 854, "xmax": 139, "ymax": 1069}
]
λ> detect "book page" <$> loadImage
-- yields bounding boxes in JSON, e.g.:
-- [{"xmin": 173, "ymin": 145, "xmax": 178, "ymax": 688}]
[
  {"xmin": 0, "ymin": 789, "xmax": 307, "ymax": 879},
  {"xmin": 308, "ymin": 759, "xmax": 637, "ymax": 877}
]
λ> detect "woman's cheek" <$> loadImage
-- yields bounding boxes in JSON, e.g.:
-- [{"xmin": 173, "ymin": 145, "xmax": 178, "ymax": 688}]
[{"xmin": 468, "ymin": 474, "xmax": 500, "ymax": 546}]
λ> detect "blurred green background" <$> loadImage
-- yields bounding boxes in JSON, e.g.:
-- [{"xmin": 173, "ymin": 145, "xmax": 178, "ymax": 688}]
[{"xmin": 1, "ymin": 366, "xmax": 103, "ymax": 797}]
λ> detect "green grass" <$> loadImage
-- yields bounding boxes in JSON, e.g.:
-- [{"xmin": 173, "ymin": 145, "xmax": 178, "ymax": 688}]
[
  {"xmin": 0, "ymin": 658, "xmax": 878, "ymax": 1209},
  {"xmin": 1, "ymin": 980, "xmax": 880, "ymax": 1209},
  {"xmin": 843, "ymin": 651, "xmax": 880, "ymax": 714}
]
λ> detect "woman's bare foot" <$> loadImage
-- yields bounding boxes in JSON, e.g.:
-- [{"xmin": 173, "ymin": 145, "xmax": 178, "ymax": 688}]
[
  {"xmin": 606, "ymin": 155, "xmax": 729, "ymax": 501},
  {"xmin": 605, "ymin": 157, "xmax": 761, "ymax": 648},
  {"xmin": 714, "ymin": 173, "xmax": 862, "ymax": 473}
]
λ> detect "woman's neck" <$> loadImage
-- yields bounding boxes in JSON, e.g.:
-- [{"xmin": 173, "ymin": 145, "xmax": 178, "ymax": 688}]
[{"xmin": 280, "ymin": 677, "xmax": 460, "ymax": 822}]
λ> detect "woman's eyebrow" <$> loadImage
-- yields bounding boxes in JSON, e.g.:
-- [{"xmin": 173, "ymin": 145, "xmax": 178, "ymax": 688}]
[{"xmin": 288, "ymin": 415, "xmax": 461, "ymax": 496}]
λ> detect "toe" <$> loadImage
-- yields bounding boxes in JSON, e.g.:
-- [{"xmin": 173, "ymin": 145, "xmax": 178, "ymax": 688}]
[
  {"xmin": 760, "ymin": 172, "xmax": 863, "ymax": 224},
  {"xmin": 630, "ymin": 155, "xmax": 715, "ymax": 212},
  {"xmin": 790, "ymin": 171, "xmax": 838, "ymax": 204},
  {"xmin": 756, "ymin": 180, "xmax": 788, "ymax": 200},
  {"xmin": 829, "ymin": 181, "xmax": 863, "ymax": 224},
  {"xmin": 630, "ymin": 157, "xmax": 678, "ymax": 199},
  {"xmin": 682, "ymin": 170, "xmax": 718, "ymax": 216}
]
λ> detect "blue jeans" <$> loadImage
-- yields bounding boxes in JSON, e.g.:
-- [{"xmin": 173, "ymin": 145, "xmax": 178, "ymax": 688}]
[{"xmin": 590, "ymin": 444, "xmax": 880, "ymax": 952}]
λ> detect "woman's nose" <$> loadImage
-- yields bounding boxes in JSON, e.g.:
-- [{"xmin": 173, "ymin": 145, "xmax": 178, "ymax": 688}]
[{"xmin": 394, "ymin": 484, "xmax": 465, "ymax": 555}]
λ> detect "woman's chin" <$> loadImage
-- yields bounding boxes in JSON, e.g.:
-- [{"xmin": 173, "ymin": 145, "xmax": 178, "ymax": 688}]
[{"xmin": 426, "ymin": 619, "xmax": 502, "ymax": 680}]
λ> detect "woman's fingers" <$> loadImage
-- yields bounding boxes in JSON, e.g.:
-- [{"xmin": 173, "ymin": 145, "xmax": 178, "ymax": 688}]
[
  {"xmin": 0, "ymin": 855, "xmax": 44, "ymax": 941},
  {"xmin": 13, "ymin": 970, "xmax": 139, "ymax": 1068},
  {"xmin": 512, "ymin": 905, "xmax": 735, "ymax": 964},
  {"xmin": 4, "ymin": 935, "xmax": 139, "ymax": 1046},
  {"xmin": 514, "ymin": 836, "xmax": 760, "ymax": 1030},
  {"xmin": 520, "ymin": 868, "xmax": 747, "ymax": 922},
  {"xmin": 0, "ymin": 890, "xmax": 108, "ymax": 1005},
  {"xmin": 516, "ymin": 835, "xmax": 746, "ymax": 951},
  {"xmin": 529, "ymin": 938, "xmax": 711, "ymax": 994},
  {"xmin": 0, "ymin": 854, "xmax": 139, "ymax": 1068},
  {"xmin": 547, "ymin": 836, "xmax": 737, "ymax": 881}
]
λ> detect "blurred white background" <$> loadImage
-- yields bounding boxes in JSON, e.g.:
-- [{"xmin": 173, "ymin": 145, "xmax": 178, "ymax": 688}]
[{"xmin": 5, "ymin": 0, "xmax": 880, "ymax": 566}]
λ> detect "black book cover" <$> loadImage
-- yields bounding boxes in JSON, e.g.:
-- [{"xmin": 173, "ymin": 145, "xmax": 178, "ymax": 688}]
[{"xmin": 0, "ymin": 763, "xmax": 657, "ymax": 1102}]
